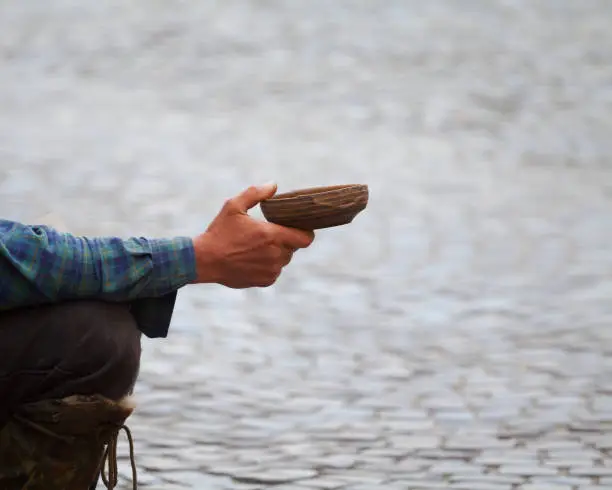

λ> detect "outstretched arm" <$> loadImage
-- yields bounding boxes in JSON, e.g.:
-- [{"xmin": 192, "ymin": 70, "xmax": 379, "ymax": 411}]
[
  {"xmin": 0, "ymin": 219, "xmax": 197, "ymax": 310},
  {"xmin": 0, "ymin": 183, "xmax": 316, "ymax": 314}
]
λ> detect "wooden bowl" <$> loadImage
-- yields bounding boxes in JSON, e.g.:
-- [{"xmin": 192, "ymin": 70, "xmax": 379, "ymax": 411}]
[{"xmin": 260, "ymin": 184, "xmax": 369, "ymax": 230}]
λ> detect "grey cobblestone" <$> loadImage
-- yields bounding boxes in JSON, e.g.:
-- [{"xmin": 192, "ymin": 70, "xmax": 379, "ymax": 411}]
[
  {"xmin": 297, "ymin": 478, "xmax": 347, "ymax": 489},
  {"xmin": 528, "ymin": 476, "xmax": 593, "ymax": 487},
  {"xmin": 450, "ymin": 484, "xmax": 512, "ymax": 490},
  {"xmin": 499, "ymin": 464, "xmax": 560, "ymax": 477},
  {"xmin": 428, "ymin": 461, "xmax": 483, "ymax": 477},
  {"xmin": 2, "ymin": 0, "xmax": 612, "ymax": 489},
  {"xmin": 521, "ymin": 485, "xmax": 573, "ymax": 490},
  {"xmin": 571, "ymin": 467, "xmax": 612, "ymax": 477}
]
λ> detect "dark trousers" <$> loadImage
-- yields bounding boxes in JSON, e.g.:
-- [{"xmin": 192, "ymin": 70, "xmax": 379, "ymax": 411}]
[
  {"xmin": 0, "ymin": 300, "xmax": 142, "ymax": 426},
  {"xmin": 0, "ymin": 301, "xmax": 142, "ymax": 489}
]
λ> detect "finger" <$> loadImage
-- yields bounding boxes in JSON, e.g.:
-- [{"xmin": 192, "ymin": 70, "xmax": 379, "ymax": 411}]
[
  {"xmin": 230, "ymin": 182, "xmax": 278, "ymax": 213},
  {"xmin": 279, "ymin": 246, "xmax": 294, "ymax": 266},
  {"xmin": 269, "ymin": 224, "xmax": 315, "ymax": 249}
]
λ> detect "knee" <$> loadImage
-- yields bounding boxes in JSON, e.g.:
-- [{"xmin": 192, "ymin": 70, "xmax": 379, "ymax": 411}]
[{"xmin": 53, "ymin": 301, "xmax": 142, "ymax": 400}]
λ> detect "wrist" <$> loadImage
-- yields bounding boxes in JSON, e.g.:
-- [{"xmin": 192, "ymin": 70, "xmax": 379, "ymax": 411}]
[{"xmin": 191, "ymin": 232, "xmax": 224, "ymax": 284}]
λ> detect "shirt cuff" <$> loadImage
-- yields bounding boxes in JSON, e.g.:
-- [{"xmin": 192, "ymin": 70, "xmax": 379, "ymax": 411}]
[{"xmin": 146, "ymin": 236, "xmax": 198, "ymax": 294}]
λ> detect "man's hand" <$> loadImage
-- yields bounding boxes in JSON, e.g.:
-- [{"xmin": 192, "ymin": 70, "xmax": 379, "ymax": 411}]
[{"xmin": 192, "ymin": 183, "xmax": 315, "ymax": 288}]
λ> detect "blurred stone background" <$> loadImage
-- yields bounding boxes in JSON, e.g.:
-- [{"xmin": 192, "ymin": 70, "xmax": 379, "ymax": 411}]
[{"xmin": 1, "ymin": 1, "xmax": 612, "ymax": 488}]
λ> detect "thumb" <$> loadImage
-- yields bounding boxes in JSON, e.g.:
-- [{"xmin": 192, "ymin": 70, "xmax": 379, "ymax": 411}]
[{"xmin": 232, "ymin": 182, "xmax": 278, "ymax": 212}]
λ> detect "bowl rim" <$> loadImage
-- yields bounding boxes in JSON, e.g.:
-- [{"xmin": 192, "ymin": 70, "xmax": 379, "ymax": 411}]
[{"xmin": 265, "ymin": 184, "xmax": 368, "ymax": 202}]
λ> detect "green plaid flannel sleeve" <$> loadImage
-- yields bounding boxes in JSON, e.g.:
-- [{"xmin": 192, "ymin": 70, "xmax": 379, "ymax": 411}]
[{"xmin": 0, "ymin": 219, "xmax": 197, "ymax": 310}]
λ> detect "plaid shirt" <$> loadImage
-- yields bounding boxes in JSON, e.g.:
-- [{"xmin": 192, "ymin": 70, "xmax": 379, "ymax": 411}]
[{"xmin": 0, "ymin": 219, "xmax": 197, "ymax": 313}]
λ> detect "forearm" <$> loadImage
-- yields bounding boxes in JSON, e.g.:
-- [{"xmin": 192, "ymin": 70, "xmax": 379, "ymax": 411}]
[{"xmin": 0, "ymin": 220, "xmax": 197, "ymax": 310}]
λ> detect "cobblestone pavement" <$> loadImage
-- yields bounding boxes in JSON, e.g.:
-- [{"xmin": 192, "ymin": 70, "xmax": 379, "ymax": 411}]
[{"xmin": 2, "ymin": 1, "xmax": 612, "ymax": 488}]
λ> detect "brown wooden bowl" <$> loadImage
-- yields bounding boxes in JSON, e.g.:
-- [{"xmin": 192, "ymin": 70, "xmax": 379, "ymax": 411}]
[{"xmin": 260, "ymin": 184, "xmax": 369, "ymax": 230}]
